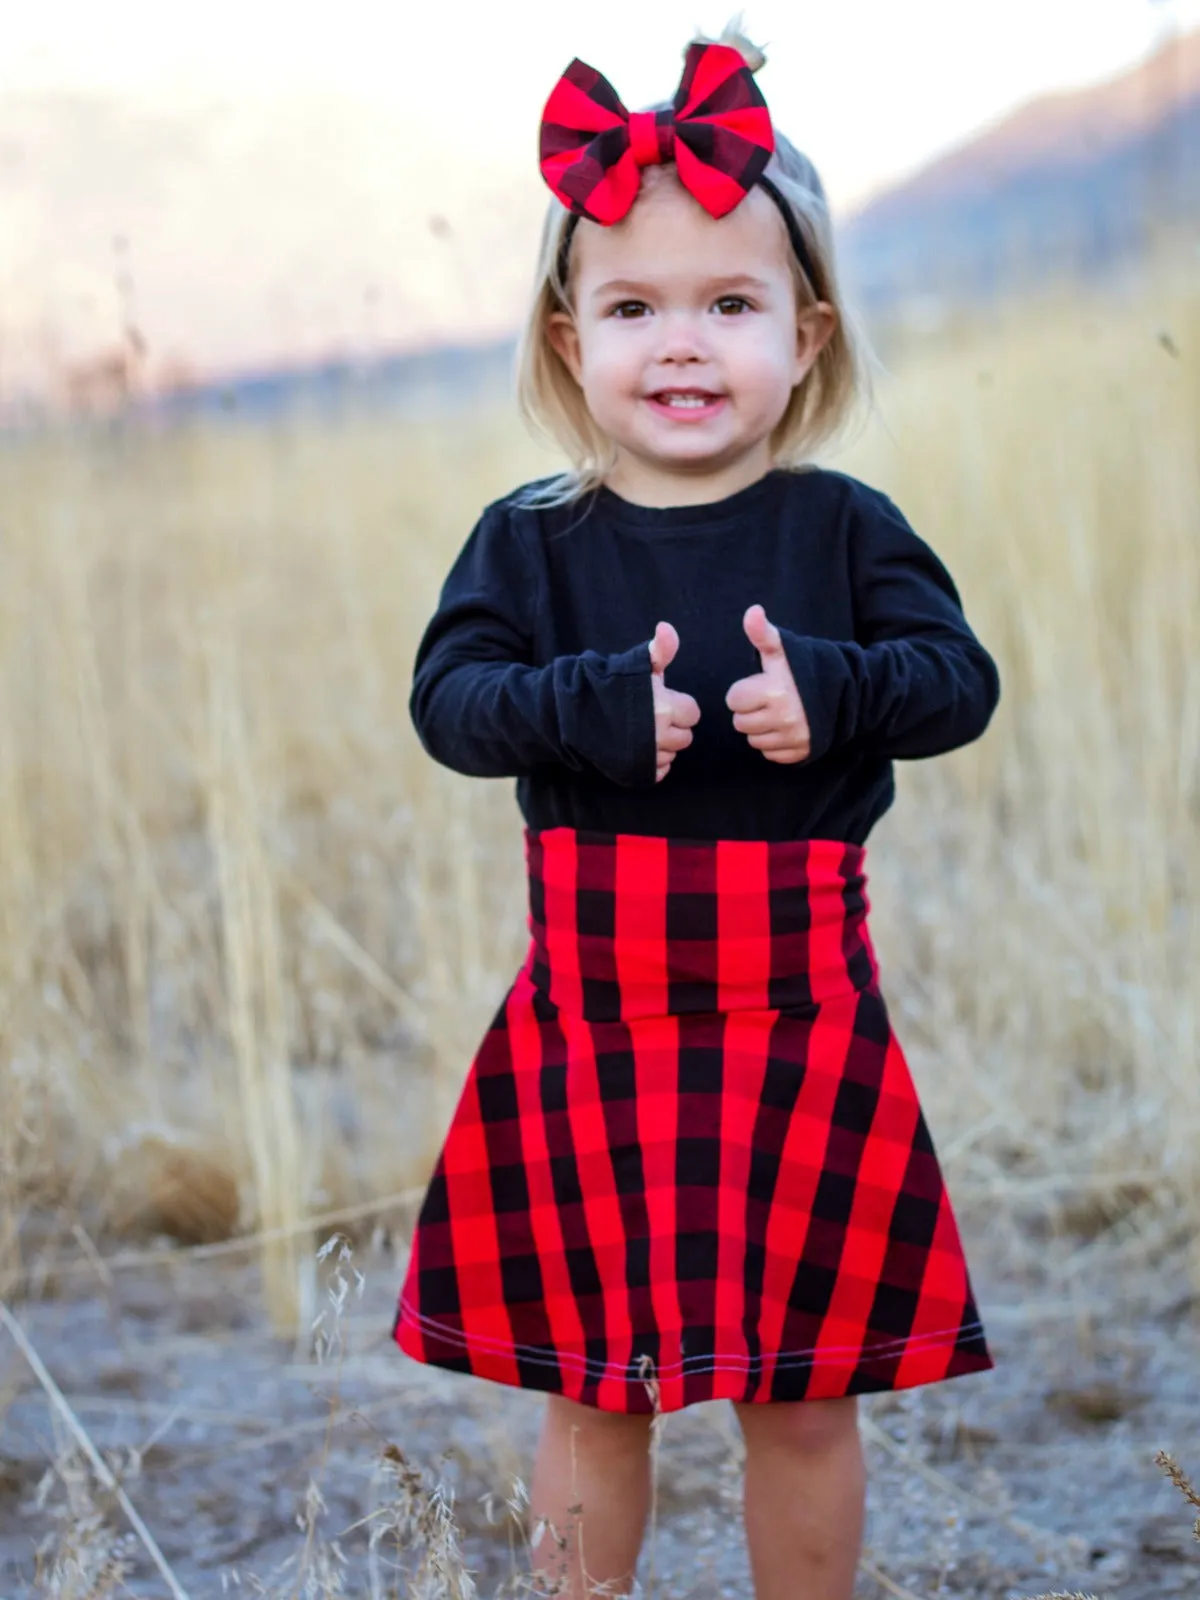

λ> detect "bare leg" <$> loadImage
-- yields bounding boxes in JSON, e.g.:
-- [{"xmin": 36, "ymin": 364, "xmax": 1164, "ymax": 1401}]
[
  {"xmin": 528, "ymin": 1393, "xmax": 653, "ymax": 1598},
  {"xmin": 733, "ymin": 1395, "xmax": 865, "ymax": 1600}
]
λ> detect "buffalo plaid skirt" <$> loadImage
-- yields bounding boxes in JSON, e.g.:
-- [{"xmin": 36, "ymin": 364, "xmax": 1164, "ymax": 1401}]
[{"xmin": 394, "ymin": 827, "xmax": 992, "ymax": 1413}]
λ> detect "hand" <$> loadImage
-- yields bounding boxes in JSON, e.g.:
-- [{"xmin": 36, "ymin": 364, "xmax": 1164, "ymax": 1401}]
[
  {"xmin": 726, "ymin": 605, "xmax": 812, "ymax": 764},
  {"xmin": 648, "ymin": 621, "xmax": 701, "ymax": 782}
]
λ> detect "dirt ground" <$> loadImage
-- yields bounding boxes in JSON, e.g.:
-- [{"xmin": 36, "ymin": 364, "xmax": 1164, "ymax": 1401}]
[{"xmin": 1, "ymin": 1218, "xmax": 1198, "ymax": 1600}]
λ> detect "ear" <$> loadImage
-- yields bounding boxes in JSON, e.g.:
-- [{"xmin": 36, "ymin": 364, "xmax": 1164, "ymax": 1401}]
[
  {"xmin": 793, "ymin": 302, "xmax": 838, "ymax": 386},
  {"xmin": 547, "ymin": 310, "xmax": 583, "ymax": 384}
]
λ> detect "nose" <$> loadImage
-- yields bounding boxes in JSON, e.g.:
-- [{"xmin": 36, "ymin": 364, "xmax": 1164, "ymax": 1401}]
[{"xmin": 653, "ymin": 309, "xmax": 709, "ymax": 366}]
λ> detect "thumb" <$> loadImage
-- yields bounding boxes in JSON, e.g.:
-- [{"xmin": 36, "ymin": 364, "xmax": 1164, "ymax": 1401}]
[
  {"xmin": 648, "ymin": 620, "xmax": 680, "ymax": 675},
  {"xmin": 744, "ymin": 604, "xmax": 784, "ymax": 661}
]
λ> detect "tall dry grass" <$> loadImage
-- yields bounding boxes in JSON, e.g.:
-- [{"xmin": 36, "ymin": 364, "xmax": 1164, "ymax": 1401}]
[{"xmin": 1, "ymin": 271, "xmax": 1197, "ymax": 1327}]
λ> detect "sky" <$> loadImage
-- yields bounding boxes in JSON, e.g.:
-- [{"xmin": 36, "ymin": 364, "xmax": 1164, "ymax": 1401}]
[
  {"xmin": 2, "ymin": 0, "xmax": 1199, "ymax": 386},
  {"xmin": 6, "ymin": 0, "xmax": 1199, "ymax": 207}
]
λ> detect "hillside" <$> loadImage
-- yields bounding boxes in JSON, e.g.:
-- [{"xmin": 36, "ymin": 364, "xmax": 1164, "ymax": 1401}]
[
  {"xmin": 3, "ymin": 30, "xmax": 1197, "ymax": 414},
  {"xmin": 840, "ymin": 27, "xmax": 1200, "ymax": 311},
  {"xmin": 0, "ymin": 84, "xmax": 545, "ymax": 406}
]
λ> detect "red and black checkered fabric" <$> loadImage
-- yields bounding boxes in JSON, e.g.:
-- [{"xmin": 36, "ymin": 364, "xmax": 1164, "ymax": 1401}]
[
  {"xmin": 394, "ymin": 828, "xmax": 992, "ymax": 1414},
  {"xmin": 539, "ymin": 42, "xmax": 775, "ymax": 225}
]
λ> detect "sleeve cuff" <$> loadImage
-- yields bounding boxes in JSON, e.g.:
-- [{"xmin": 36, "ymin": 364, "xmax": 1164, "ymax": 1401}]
[
  {"xmin": 614, "ymin": 640, "xmax": 662, "ymax": 784},
  {"xmin": 778, "ymin": 632, "xmax": 851, "ymax": 765}
]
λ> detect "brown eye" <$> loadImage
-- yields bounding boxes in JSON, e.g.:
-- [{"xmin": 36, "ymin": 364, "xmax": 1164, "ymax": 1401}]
[
  {"xmin": 714, "ymin": 295, "xmax": 752, "ymax": 315},
  {"xmin": 610, "ymin": 301, "xmax": 650, "ymax": 319}
]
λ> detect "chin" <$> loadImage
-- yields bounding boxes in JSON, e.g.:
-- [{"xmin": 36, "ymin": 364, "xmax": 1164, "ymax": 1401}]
[{"xmin": 635, "ymin": 426, "xmax": 740, "ymax": 456}]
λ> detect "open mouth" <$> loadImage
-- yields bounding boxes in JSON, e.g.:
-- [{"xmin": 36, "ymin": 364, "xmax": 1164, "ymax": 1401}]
[{"xmin": 645, "ymin": 390, "xmax": 727, "ymax": 418}]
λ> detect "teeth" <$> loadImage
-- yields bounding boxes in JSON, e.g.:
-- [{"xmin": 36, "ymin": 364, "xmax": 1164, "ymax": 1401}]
[{"xmin": 659, "ymin": 394, "xmax": 711, "ymax": 408}]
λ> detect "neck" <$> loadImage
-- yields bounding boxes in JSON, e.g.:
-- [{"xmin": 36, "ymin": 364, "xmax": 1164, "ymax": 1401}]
[{"xmin": 605, "ymin": 443, "xmax": 776, "ymax": 508}]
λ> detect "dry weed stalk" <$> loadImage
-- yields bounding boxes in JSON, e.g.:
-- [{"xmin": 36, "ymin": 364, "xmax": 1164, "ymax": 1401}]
[
  {"xmin": 636, "ymin": 1354, "xmax": 666, "ymax": 1600},
  {"xmin": 1019, "ymin": 1593, "xmax": 1100, "ymax": 1600},
  {"xmin": 366, "ymin": 1442, "xmax": 478, "ymax": 1600},
  {"xmin": 203, "ymin": 613, "xmax": 308, "ymax": 1333},
  {"xmin": 250, "ymin": 1476, "xmax": 350, "ymax": 1600},
  {"xmin": 311, "ymin": 1231, "xmax": 366, "ymax": 1366},
  {"xmin": 1, "ymin": 1299, "xmax": 191, "ymax": 1598},
  {"xmin": 859, "ymin": 1565, "xmax": 934, "ymax": 1600},
  {"xmin": 480, "ymin": 1475, "xmax": 576, "ymax": 1600},
  {"xmin": 31, "ymin": 1443, "xmax": 137, "ymax": 1600},
  {"xmin": 1155, "ymin": 1449, "xmax": 1200, "ymax": 1542},
  {"xmin": 276, "ymin": 1234, "xmax": 363, "ymax": 1597}
]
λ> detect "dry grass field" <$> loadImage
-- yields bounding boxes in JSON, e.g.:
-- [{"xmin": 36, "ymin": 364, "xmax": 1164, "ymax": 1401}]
[{"xmin": 1, "ymin": 267, "xmax": 1199, "ymax": 1596}]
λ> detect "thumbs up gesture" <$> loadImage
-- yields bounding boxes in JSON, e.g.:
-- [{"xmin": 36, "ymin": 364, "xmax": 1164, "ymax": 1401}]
[
  {"xmin": 726, "ymin": 605, "xmax": 812, "ymax": 764},
  {"xmin": 648, "ymin": 621, "xmax": 701, "ymax": 782}
]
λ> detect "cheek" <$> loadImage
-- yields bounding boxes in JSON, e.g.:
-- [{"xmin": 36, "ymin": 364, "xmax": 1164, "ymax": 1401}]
[
  {"xmin": 734, "ymin": 315, "xmax": 804, "ymax": 397},
  {"xmin": 578, "ymin": 328, "xmax": 645, "ymax": 402}
]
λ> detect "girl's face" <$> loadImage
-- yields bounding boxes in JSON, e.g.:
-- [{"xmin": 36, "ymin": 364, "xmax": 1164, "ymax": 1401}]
[{"xmin": 548, "ymin": 173, "xmax": 835, "ymax": 506}]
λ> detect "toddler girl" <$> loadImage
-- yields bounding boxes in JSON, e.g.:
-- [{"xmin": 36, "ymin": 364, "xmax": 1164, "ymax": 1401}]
[{"xmin": 394, "ymin": 25, "xmax": 999, "ymax": 1600}]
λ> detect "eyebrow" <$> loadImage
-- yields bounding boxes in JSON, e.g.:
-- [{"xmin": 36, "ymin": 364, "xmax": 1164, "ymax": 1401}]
[{"xmin": 589, "ymin": 275, "xmax": 775, "ymax": 299}]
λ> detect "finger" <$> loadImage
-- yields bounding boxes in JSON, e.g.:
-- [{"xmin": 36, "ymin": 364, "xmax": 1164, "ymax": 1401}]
[
  {"xmin": 658, "ymin": 724, "xmax": 693, "ymax": 753},
  {"xmin": 743, "ymin": 604, "xmax": 785, "ymax": 660},
  {"xmin": 725, "ymin": 675, "xmax": 771, "ymax": 714},
  {"xmin": 732, "ymin": 708, "xmax": 782, "ymax": 735},
  {"xmin": 748, "ymin": 735, "xmax": 810, "ymax": 763},
  {"xmin": 665, "ymin": 690, "xmax": 701, "ymax": 728},
  {"xmin": 656, "ymin": 755, "xmax": 674, "ymax": 782},
  {"xmin": 747, "ymin": 730, "xmax": 799, "ymax": 751},
  {"xmin": 648, "ymin": 620, "xmax": 680, "ymax": 676}
]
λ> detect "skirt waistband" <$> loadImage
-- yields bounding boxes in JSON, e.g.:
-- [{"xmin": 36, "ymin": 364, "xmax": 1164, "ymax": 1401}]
[{"xmin": 523, "ymin": 827, "xmax": 877, "ymax": 1022}]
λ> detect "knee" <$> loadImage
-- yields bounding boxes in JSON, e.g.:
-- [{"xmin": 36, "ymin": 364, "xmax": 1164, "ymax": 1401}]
[
  {"xmin": 543, "ymin": 1394, "xmax": 654, "ymax": 1455},
  {"xmin": 733, "ymin": 1394, "xmax": 860, "ymax": 1457}
]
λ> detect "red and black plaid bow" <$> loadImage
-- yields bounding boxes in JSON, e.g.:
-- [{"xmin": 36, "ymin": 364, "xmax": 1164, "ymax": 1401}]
[{"xmin": 539, "ymin": 42, "xmax": 775, "ymax": 225}]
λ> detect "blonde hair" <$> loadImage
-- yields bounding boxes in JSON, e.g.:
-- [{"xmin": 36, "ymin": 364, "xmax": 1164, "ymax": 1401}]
[{"xmin": 516, "ymin": 22, "xmax": 872, "ymax": 506}]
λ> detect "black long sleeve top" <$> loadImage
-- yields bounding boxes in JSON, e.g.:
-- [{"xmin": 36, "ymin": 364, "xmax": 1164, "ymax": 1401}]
[{"xmin": 409, "ymin": 468, "xmax": 1000, "ymax": 844}]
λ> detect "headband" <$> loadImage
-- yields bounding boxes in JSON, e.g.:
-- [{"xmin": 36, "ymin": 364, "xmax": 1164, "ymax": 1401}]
[{"xmin": 539, "ymin": 42, "xmax": 819, "ymax": 294}]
